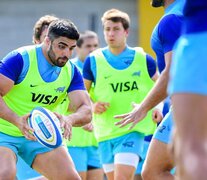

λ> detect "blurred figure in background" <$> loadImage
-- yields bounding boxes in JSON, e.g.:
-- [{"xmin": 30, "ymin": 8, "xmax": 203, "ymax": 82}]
[
  {"xmin": 32, "ymin": 14, "xmax": 58, "ymax": 44},
  {"xmin": 83, "ymin": 8, "xmax": 158, "ymax": 180},
  {"xmin": 68, "ymin": 30, "xmax": 104, "ymax": 180}
]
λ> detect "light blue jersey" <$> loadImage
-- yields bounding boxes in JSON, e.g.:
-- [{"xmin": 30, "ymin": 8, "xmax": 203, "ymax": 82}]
[
  {"xmin": 151, "ymin": 0, "xmax": 184, "ymax": 73},
  {"xmin": 151, "ymin": 0, "xmax": 184, "ymax": 144},
  {"xmin": 135, "ymin": 2, "xmax": 185, "ymax": 176},
  {"xmin": 71, "ymin": 57, "xmax": 84, "ymax": 74}
]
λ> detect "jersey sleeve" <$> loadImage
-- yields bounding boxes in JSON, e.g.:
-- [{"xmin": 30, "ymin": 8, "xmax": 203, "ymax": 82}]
[
  {"xmin": 0, "ymin": 51, "xmax": 23, "ymax": 83},
  {"xmin": 82, "ymin": 56, "xmax": 95, "ymax": 82},
  {"xmin": 158, "ymin": 14, "xmax": 183, "ymax": 53},
  {"xmin": 146, "ymin": 54, "xmax": 156, "ymax": 78},
  {"xmin": 68, "ymin": 64, "xmax": 86, "ymax": 93}
]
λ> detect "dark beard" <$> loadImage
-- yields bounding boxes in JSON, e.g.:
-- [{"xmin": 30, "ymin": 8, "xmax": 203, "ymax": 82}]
[
  {"xmin": 47, "ymin": 43, "xmax": 57, "ymax": 66},
  {"xmin": 47, "ymin": 44, "xmax": 66, "ymax": 67}
]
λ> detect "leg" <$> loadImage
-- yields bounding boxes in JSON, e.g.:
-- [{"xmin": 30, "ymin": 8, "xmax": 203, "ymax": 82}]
[
  {"xmin": 113, "ymin": 132, "xmax": 143, "ymax": 180},
  {"xmin": 0, "ymin": 147, "xmax": 16, "ymax": 180},
  {"xmin": 115, "ymin": 164, "xmax": 136, "ymax": 180},
  {"xmin": 87, "ymin": 147, "xmax": 104, "ymax": 180},
  {"xmin": 134, "ymin": 140, "xmax": 151, "ymax": 180},
  {"xmin": 172, "ymin": 94, "xmax": 207, "ymax": 180},
  {"xmin": 68, "ymin": 147, "xmax": 87, "ymax": 180},
  {"xmin": 16, "ymin": 155, "xmax": 46, "ymax": 180},
  {"xmin": 32, "ymin": 146, "xmax": 80, "ymax": 180},
  {"xmin": 134, "ymin": 174, "xmax": 142, "ymax": 180},
  {"xmin": 87, "ymin": 168, "xmax": 104, "ymax": 180},
  {"xmin": 103, "ymin": 164, "xmax": 114, "ymax": 180},
  {"xmin": 78, "ymin": 171, "xmax": 87, "ymax": 180},
  {"xmin": 142, "ymin": 110, "xmax": 174, "ymax": 180},
  {"xmin": 114, "ymin": 153, "xmax": 138, "ymax": 180},
  {"xmin": 168, "ymin": 32, "xmax": 207, "ymax": 179},
  {"xmin": 100, "ymin": 132, "xmax": 143, "ymax": 180},
  {"xmin": 103, "ymin": 156, "xmax": 137, "ymax": 180},
  {"xmin": 98, "ymin": 140, "xmax": 114, "ymax": 180},
  {"xmin": 142, "ymin": 139, "xmax": 174, "ymax": 180}
]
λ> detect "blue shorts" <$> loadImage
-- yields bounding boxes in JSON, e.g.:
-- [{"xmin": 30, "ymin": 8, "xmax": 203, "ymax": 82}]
[
  {"xmin": 153, "ymin": 110, "xmax": 174, "ymax": 144},
  {"xmin": 163, "ymin": 97, "xmax": 171, "ymax": 116},
  {"xmin": 98, "ymin": 132, "xmax": 144, "ymax": 164},
  {"xmin": 68, "ymin": 146, "xmax": 102, "ymax": 172},
  {"xmin": 0, "ymin": 132, "xmax": 53, "ymax": 166},
  {"xmin": 136, "ymin": 140, "xmax": 150, "ymax": 174},
  {"xmin": 16, "ymin": 156, "xmax": 42, "ymax": 180},
  {"xmin": 169, "ymin": 31, "xmax": 207, "ymax": 95}
]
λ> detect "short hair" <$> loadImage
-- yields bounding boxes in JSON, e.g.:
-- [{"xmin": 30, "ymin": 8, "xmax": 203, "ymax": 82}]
[
  {"xmin": 33, "ymin": 15, "xmax": 58, "ymax": 43},
  {"xmin": 47, "ymin": 19, "xmax": 80, "ymax": 41},
  {"xmin": 76, "ymin": 30, "xmax": 98, "ymax": 48},
  {"xmin": 101, "ymin": 9, "xmax": 130, "ymax": 30}
]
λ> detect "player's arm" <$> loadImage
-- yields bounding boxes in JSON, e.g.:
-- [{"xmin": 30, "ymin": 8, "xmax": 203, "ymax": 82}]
[
  {"xmin": 115, "ymin": 15, "xmax": 179, "ymax": 129},
  {"xmin": 0, "ymin": 74, "xmax": 18, "ymax": 125},
  {"xmin": 115, "ymin": 51, "xmax": 171, "ymax": 129},
  {"xmin": 140, "ymin": 51, "xmax": 172, "ymax": 114},
  {"xmin": 67, "ymin": 90, "xmax": 92, "ymax": 127},
  {"xmin": 64, "ymin": 64, "xmax": 92, "ymax": 128},
  {"xmin": 0, "ymin": 52, "xmax": 35, "ymax": 139},
  {"xmin": 146, "ymin": 54, "xmax": 164, "ymax": 122},
  {"xmin": 83, "ymin": 56, "xmax": 110, "ymax": 114},
  {"xmin": 83, "ymin": 56, "xmax": 94, "ymax": 92}
]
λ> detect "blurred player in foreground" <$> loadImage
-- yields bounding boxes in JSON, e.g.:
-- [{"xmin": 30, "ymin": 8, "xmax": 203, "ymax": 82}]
[{"xmin": 169, "ymin": 0, "xmax": 207, "ymax": 179}]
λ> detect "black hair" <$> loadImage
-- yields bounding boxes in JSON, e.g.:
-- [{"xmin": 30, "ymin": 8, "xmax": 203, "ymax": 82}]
[{"xmin": 47, "ymin": 19, "xmax": 79, "ymax": 41}]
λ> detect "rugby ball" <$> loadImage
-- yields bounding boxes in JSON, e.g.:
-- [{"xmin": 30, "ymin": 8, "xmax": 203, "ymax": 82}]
[{"xmin": 28, "ymin": 107, "xmax": 63, "ymax": 148}]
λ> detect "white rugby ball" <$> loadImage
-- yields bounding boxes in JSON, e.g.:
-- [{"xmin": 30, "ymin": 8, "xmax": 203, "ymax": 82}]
[{"xmin": 28, "ymin": 107, "xmax": 63, "ymax": 148}]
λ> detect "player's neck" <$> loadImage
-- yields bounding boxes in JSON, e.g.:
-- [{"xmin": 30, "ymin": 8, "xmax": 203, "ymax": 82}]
[
  {"xmin": 109, "ymin": 45, "xmax": 126, "ymax": 55},
  {"xmin": 78, "ymin": 55, "xmax": 85, "ymax": 62},
  {"xmin": 164, "ymin": 0, "xmax": 174, "ymax": 9}
]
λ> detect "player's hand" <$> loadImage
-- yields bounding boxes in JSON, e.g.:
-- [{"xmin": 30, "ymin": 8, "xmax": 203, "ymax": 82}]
[
  {"xmin": 152, "ymin": 109, "xmax": 163, "ymax": 123},
  {"xmin": 17, "ymin": 114, "xmax": 36, "ymax": 141},
  {"xmin": 93, "ymin": 102, "xmax": 110, "ymax": 114},
  {"xmin": 114, "ymin": 103, "xmax": 148, "ymax": 130},
  {"xmin": 55, "ymin": 113, "xmax": 72, "ymax": 140},
  {"xmin": 82, "ymin": 122, "xmax": 93, "ymax": 132}
]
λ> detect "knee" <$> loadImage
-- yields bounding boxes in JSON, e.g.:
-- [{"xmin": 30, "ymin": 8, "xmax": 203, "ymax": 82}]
[
  {"xmin": 70, "ymin": 173, "xmax": 81, "ymax": 180},
  {"xmin": 141, "ymin": 169, "xmax": 150, "ymax": 180},
  {"xmin": 115, "ymin": 174, "xmax": 134, "ymax": 180},
  {"xmin": 0, "ymin": 167, "xmax": 16, "ymax": 180},
  {"xmin": 141, "ymin": 165, "xmax": 155, "ymax": 180},
  {"xmin": 181, "ymin": 148, "xmax": 207, "ymax": 179},
  {"xmin": 62, "ymin": 171, "xmax": 81, "ymax": 180}
]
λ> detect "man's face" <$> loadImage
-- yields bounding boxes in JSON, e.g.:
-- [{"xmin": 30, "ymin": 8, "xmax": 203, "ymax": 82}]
[
  {"xmin": 78, "ymin": 37, "xmax": 99, "ymax": 60},
  {"xmin": 151, "ymin": 0, "xmax": 164, "ymax": 7},
  {"xmin": 103, "ymin": 20, "xmax": 128, "ymax": 49},
  {"xmin": 47, "ymin": 36, "xmax": 77, "ymax": 67}
]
